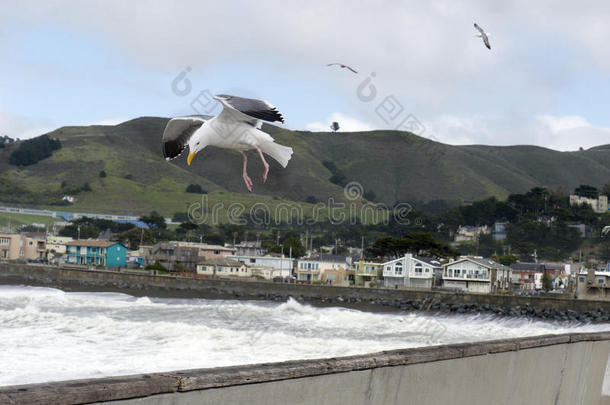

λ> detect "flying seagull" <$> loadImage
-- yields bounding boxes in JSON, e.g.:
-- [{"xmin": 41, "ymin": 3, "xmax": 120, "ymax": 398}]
[
  {"xmin": 474, "ymin": 23, "xmax": 491, "ymax": 50},
  {"xmin": 603, "ymin": 226, "xmax": 610, "ymax": 237},
  {"xmin": 327, "ymin": 63, "xmax": 358, "ymax": 74},
  {"xmin": 162, "ymin": 94, "xmax": 293, "ymax": 192}
]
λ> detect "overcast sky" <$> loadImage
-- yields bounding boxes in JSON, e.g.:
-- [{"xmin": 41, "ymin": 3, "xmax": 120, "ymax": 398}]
[{"xmin": 1, "ymin": 1, "xmax": 609, "ymax": 151}]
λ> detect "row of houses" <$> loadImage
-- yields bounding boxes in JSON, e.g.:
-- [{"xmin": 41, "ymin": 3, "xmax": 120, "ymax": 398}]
[{"xmin": 3, "ymin": 232, "xmax": 592, "ymax": 296}]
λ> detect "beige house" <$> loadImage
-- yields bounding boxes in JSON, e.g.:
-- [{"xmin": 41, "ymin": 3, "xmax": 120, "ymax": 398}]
[
  {"xmin": 577, "ymin": 268, "xmax": 610, "ymax": 300},
  {"xmin": 296, "ymin": 254, "xmax": 349, "ymax": 283},
  {"xmin": 569, "ymin": 194, "xmax": 608, "ymax": 214},
  {"xmin": 177, "ymin": 242, "xmax": 236, "ymax": 260},
  {"xmin": 321, "ymin": 267, "xmax": 353, "ymax": 286},
  {"xmin": 196, "ymin": 258, "xmax": 251, "ymax": 279},
  {"xmin": 46, "ymin": 236, "xmax": 73, "ymax": 256},
  {"xmin": 0, "ymin": 233, "xmax": 46, "ymax": 261}
]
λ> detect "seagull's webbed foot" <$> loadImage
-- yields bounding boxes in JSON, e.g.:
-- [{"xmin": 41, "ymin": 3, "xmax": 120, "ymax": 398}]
[{"xmin": 243, "ymin": 173, "xmax": 253, "ymax": 192}]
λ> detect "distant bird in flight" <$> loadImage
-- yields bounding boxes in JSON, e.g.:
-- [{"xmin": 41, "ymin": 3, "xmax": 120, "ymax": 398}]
[
  {"xmin": 162, "ymin": 94, "xmax": 293, "ymax": 192},
  {"xmin": 474, "ymin": 23, "xmax": 491, "ymax": 50},
  {"xmin": 327, "ymin": 63, "xmax": 358, "ymax": 74},
  {"xmin": 603, "ymin": 226, "xmax": 610, "ymax": 237}
]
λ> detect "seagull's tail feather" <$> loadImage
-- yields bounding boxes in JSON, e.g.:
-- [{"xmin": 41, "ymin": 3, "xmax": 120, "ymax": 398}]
[{"xmin": 260, "ymin": 141, "xmax": 293, "ymax": 168}]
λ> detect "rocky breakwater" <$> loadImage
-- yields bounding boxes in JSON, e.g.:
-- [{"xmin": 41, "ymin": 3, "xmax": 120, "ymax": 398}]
[{"xmin": 254, "ymin": 292, "xmax": 610, "ymax": 323}]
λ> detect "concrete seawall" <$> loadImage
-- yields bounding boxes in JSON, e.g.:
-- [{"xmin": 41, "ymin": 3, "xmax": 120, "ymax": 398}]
[
  {"xmin": 2, "ymin": 332, "xmax": 610, "ymax": 404},
  {"xmin": 2, "ymin": 263, "xmax": 610, "ymax": 320}
]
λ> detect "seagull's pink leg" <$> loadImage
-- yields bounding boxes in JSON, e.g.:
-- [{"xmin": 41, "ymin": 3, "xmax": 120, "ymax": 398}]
[
  {"xmin": 254, "ymin": 146, "xmax": 270, "ymax": 183},
  {"xmin": 241, "ymin": 152, "xmax": 253, "ymax": 192}
]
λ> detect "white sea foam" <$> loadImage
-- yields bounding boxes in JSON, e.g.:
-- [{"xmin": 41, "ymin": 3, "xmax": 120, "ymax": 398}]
[{"xmin": 1, "ymin": 284, "xmax": 609, "ymax": 386}]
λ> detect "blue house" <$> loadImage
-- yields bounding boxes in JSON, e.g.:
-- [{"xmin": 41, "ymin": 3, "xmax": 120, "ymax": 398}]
[{"xmin": 65, "ymin": 240, "xmax": 127, "ymax": 267}]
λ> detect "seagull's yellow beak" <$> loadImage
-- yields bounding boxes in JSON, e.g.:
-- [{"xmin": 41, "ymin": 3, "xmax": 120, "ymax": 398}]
[{"xmin": 187, "ymin": 151, "xmax": 196, "ymax": 166}]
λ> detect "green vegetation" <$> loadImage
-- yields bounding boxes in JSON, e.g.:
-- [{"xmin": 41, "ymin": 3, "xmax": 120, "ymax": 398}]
[
  {"xmin": 542, "ymin": 272, "xmax": 552, "ymax": 291},
  {"xmin": 365, "ymin": 233, "xmax": 456, "ymax": 259},
  {"xmin": 185, "ymin": 184, "xmax": 206, "ymax": 194},
  {"xmin": 0, "ymin": 117, "xmax": 609, "ymax": 219},
  {"xmin": 574, "ymin": 184, "xmax": 599, "ymax": 199},
  {"xmin": 9, "ymin": 135, "xmax": 61, "ymax": 166},
  {"xmin": 145, "ymin": 260, "xmax": 167, "ymax": 272}
]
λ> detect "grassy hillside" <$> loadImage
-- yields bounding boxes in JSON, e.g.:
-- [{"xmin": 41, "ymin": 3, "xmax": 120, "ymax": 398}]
[{"xmin": 1, "ymin": 117, "xmax": 609, "ymax": 219}]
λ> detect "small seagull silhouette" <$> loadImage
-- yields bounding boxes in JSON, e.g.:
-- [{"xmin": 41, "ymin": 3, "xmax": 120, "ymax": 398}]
[{"xmin": 326, "ymin": 63, "xmax": 358, "ymax": 74}]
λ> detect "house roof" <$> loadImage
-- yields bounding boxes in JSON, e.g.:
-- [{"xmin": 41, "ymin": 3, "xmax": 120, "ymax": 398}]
[
  {"xmin": 66, "ymin": 240, "xmax": 123, "ymax": 248},
  {"xmin": 510, "ymin": 263, "xmax": 546, "ymax": 272},
  {"xmin": 414, "ymin": 256, "xmax": 443, "ymax": 267},
  {"xmin": 444, "ymin": 256, "xmax": 511, "ymax": 271},
  {"xmin": 381, "ymin": 255, "xmax": 443, "ymax": 268},
  {"xmin": 301, "ymin": 254, "xmax": 347, "ymax": 263},
  {"xmin": 198, "ymin": 257, "xmax": 245, "ymax": 267},
  {"xmin": 172, "ymin": 241, "xmax": 235, "ymax": 251}
]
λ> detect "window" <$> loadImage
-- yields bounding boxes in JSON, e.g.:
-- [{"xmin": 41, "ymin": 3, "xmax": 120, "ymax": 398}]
[
  {"xmin": 414, "ymin": 263, "xmax": 423, "ymax": 274},
  {"xmin": 395, "ymin": 263, "xmax": 403, "ymax": 275},
  {"xmin": 598, "ymin": 278, "xmax": 605, "ymax": 285},
  {"xmin": 250, "ymin": 258, "xmax": 256, "ymax": 263},
  {"xmin": 579, "ymin": 276, "xmax": 585, "ymax": 283}
]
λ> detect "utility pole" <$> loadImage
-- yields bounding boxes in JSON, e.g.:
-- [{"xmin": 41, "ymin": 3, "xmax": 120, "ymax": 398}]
[
  {"xmin": 289, "ymin": 246, "xmax": 292, "ymax": 278},
  {"xmin": 276, "ymin": 230, "xmax": 280, "ymax": 246},
  {"xmin": 361, "ymin": 236, "xmax": 364, "ymax": 259},
  {"xmin": 335, "ymin": 238, "xmax": 338, "ymax": 255},
  {"xmin": 77, "ymin": 225, "xmax": 81, "ymax": 240}
]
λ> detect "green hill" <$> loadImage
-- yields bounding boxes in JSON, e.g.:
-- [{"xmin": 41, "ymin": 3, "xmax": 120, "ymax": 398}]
[{"xmin": 1, "ymin": 117, "xmax": 609, "ymax": 218}]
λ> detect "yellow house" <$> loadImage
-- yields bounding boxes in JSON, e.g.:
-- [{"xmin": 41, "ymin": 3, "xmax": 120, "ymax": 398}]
[{"xmin": 353, "ymin": 260, "xmax": 384, "ymax": 287}]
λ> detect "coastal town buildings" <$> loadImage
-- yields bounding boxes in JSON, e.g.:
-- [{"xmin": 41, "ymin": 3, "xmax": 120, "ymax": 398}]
[
  {"xmin": 569, "ymin": 194, "xmax": 608, "ymax": 214},
  {"xmin": 353, "ymin": 260, "xmax": 384, "ymax": 287},
  {"xmin": 382, "ymin": 254, "xmax": 442, "ymax": 289},
  {"xmin": 577, "ymin": 268, "xmax": 610, "ymax": 300},
  {"xmin": 65, "ymin": 240, "xmax": 127, "ymax": 267},
  {"xmin": 442, "ymin": 257, "xmax": 511, "ymax": 293},
  {"xmin": 147, "ymin": 241, "xmax": 236, "ymax": 271},
  {"xmin": 0, "ymin": 232, "xmax": 46, "ymax": 261},
  {"xmin": 296, "ymin": 254, "xmax": 351, "ymax": 284},
  {"xmin": 510, "ymin": 262, "xmax": 545, "ymax": 290},
  {"xmin": 196, "ymin": 258, "xmax": 251, "ymax": 279},
  {"xmin": 229, "ymin": 254, "xmax": 293, "ymax": 278}
]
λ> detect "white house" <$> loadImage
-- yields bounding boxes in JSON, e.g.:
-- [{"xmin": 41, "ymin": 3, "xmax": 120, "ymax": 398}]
[
  {"xmin": 442, "ymin": 257, "xmax": 511, "ymax": 293},
  {"xmin": 196, "ymin": 258, "xmax": 251, "ymax": 278},
  {"xmin": 229, "ymin": 254, "xmax": 293, "ymax": 277},
  {"xmin": 250, "ymin": 267, "xmax": 285, "ymax": 280},
  {"xmin": 382, "ymin": 254, "xmax": 442, "ymax": 289}
]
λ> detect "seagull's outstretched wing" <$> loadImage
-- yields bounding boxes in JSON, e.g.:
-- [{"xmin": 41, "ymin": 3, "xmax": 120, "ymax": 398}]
[
  {"xmin": 327, "ymin": 63, "xmax": 358, "ymax": 73},
  {"xmin": 213, "ymin": 94, "xmax": 284, "ymax": 124},
  {"xmin": 162, "ymin": 117, "xmax": 204, "ymax": 160},
  {"xmin": 474, "ymin": 23, "xmax": 491, "ymax": 49}
]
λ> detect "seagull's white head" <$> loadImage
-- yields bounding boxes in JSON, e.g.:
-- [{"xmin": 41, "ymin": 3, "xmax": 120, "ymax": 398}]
[{"xmin": 187, "ymin": 125, "xmax": 207, "ymax": 166}]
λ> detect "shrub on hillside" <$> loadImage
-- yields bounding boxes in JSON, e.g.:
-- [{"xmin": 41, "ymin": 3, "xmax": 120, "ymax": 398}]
[
  {"xmin": 186, "ymin": 184, "xmax": 206, "ymax": 194},
  {"xmin": 9, "ymin": 135, "xmax": 61, "ymax": 166}
]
